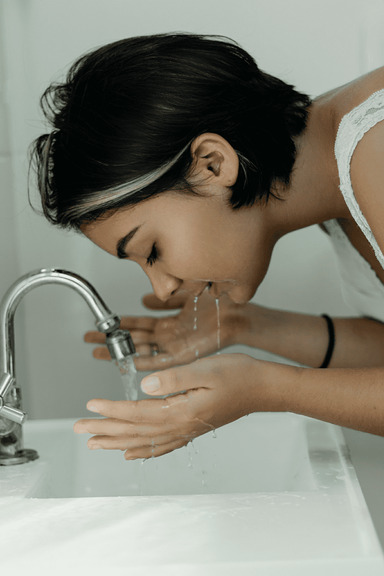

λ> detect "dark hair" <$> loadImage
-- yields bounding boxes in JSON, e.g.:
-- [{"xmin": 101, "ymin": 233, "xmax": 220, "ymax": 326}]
[{"xmin": 30, "ymin": 33, "xmax": 311, "ymax": 229}]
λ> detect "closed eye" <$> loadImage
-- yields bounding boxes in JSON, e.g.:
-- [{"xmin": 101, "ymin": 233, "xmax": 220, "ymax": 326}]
[{"xmin": 146, "ymin": 243, "xmax": 158, "ymax": 266}]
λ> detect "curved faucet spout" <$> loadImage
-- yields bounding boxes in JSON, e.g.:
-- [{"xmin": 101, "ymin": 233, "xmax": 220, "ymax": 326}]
[{"xmin": 0, "ymin": 268, "xmax": 135, "ymax": 465}]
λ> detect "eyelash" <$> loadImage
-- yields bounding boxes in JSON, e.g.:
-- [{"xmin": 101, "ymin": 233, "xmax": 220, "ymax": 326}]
[{"xmin": 146, "ymin": 243, "xmax": 158, "ymax": 267}]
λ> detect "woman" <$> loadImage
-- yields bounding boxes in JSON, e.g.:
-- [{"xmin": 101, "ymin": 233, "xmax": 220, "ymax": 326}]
[{"xmin": 31, "ymin": 33, "xmax": 384, "ymax": 459}]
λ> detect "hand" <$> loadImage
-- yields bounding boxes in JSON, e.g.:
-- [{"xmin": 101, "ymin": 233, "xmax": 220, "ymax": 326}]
[
  {"xmin": 84, "ymin": 292, "xmax": 249, "ymax": 370},
  {"xmin": 74, "ymin": 353, "xmax": 273, "ymax": 459}
]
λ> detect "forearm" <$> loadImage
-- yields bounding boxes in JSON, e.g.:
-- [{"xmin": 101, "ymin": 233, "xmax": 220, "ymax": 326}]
[
  {"xmin": 232, "ymin": 304, "xmax": 384, "ymax": 368},
  {"xmin": 261, "ymin": 360, "xmax": 384, "ymax": 436}
]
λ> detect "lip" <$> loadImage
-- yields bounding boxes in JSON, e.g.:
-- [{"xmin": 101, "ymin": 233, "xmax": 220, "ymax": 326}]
[
  {"xmin": 192, "ymin": 279, "xmax": 240, "ymax": 299},
  {"xmin": 192, "ymin": 282, "xmax": 212, "ymax": 298}
]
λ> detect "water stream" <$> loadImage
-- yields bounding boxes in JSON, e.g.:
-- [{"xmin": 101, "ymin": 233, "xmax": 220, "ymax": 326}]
[
  {"xmin": 215, "ymin": 297, "xmax": 221, "ymax": 353},
  {"xmin": 116, "ymin": 355, "xmax": 139, "ymax": 401},
  {"xmin": 121, "ymin": 293, "xmax": 222, "ymax": 489},
  {"xmin": 193, "ymin": 296, "xmax": 199, "ymax": 358},
  {"xmin": 193, "ymin": 296, "xmax": 198, "ymax": 331}
]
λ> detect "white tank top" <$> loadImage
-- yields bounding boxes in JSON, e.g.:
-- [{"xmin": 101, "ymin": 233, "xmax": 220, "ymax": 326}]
[{"xmin": 323, "ymin": 88, "xmax": 384, "ymax": 322}]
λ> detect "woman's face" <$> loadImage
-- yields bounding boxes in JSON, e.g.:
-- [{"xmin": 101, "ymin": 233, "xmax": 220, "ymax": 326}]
[{"xmin": 82, "ymin": 189, "xmax": 275, "ymax": 304}]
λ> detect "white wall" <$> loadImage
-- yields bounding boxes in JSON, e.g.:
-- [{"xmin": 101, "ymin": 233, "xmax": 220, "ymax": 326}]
[
  {"xmin": 2, "ymin": 0, "xmax": 384, "ymax": 549},
  {"xmin": 0, "ymin": 0, "xmax": 383, "ymax": 420}
]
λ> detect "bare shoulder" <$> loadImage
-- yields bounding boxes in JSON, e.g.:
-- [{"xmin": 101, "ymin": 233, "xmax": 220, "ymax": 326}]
[
  {"xmin": 350, "ymin": 117, "xmax": 384, "ymax": 252},
  {"xmin": 329, "ymin": 66, "xmax": 384, "ymax": 121}
]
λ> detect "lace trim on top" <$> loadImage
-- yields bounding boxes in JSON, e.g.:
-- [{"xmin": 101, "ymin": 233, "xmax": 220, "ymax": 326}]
[{"xmin": 334, "ymin": 88, "xmax": 384, "ymax": 270}]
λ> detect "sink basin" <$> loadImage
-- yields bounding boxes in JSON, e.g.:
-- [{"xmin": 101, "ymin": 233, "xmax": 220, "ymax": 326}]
[
  {"xmin": 2, "ymin": 412, "xmax": 384, "ymax": 574},
  {"xmin": 0, "ymin": 412, "xmax": 362, "ymax": 498},
  {"xmin": 22, "ymin": 412, "xmax": 316, "ymax": 498}
]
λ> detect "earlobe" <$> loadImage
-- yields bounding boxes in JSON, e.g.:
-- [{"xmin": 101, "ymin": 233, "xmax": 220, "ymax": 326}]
[{"xmin": 190, "ymin": 133, "xmax": 239, "ymax": 186}]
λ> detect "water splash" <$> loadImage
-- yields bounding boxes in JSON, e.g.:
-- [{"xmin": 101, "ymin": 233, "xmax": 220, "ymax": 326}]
[{"xmin": 116, "ymin": 356, "xmax": 139, "ymax": 401}]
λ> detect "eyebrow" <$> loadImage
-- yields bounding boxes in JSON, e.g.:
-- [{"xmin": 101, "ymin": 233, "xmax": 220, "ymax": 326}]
[{"xmin": 116, "ymin": 225, "xmax": 141, "ymax": 259}]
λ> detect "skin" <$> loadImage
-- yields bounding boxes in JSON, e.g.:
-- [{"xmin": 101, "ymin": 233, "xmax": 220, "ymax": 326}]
[{"xmin": 74, "ymin": 67, "xmax": 384, "ymax": 459}]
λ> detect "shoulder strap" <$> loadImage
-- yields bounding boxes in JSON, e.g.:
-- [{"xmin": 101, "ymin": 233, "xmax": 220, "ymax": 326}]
[{"xmin": 334, "ymin": 89, "xmax": 384, "ymax": 269}]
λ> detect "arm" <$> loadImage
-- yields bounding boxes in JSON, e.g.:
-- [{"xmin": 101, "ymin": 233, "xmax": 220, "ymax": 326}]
[
  {"xmin": 233, "ymin": 305, "xmax": 384, "ymax": 368},
  {"xmin": 84, "ymin": 293, "xmax": 384, "ymax": 370},
  {"xmin": 74, "ymin": 353, "xmax": 384, "ymax": 460},
  {"xmin": 274, "ymin": 362, "xmax": 384, "ymax": 436}
]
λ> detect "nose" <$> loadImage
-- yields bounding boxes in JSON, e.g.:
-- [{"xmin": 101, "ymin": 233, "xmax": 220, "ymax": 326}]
[{"xmin": 147, "ymin": 268, "xmax": 182, "ymax": 302}]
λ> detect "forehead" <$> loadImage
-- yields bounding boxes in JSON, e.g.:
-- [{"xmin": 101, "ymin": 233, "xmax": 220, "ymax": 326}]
[
  {"xmin": 81, "ymin": 205, "xmax": 139, "ymax": 254},
  {"xmin": 80, "ymin": 192, "xmax": 180, "ymax": 253}
]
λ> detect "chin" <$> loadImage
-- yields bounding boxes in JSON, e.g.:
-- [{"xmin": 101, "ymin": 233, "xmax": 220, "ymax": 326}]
[{"xmin": 228, "ymin": 285, "xmax": 256, "ymax": 304}]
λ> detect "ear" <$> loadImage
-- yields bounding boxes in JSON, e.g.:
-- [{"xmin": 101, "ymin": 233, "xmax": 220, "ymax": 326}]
[{"xmin": 189, "ymin": 133, "xmax": 239, "ymax": 188}]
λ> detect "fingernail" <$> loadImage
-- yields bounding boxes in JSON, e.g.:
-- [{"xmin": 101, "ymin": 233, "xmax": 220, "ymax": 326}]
[
  {"xmin": 141, "ymin": 375, "xmax": 160, "ymax": 393},
  {"xmin": 87, "ymin": 403, "xmax": 99, "ymax": 413}
]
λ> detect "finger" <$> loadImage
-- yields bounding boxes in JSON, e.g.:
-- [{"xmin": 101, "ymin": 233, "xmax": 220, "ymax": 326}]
[
  {"xmin": 119, "ymin": 316, "xmax": 157, "ymax": 331},
  {"xmin": 74, "ymin": 417, "xmax": 137, "ymax": 436},
  {"xmin": 90, "ymin": 345, "xmax": 181, "ymax": 369},
  {"xmin": 134, "ymin": 343, "xmax": 156, "ymax": 356},
  {"xmin": 84, "ymin": 327, "xmax": 155, "ymax": 348},
  {"xmin": 92, "ymin": 346, "xmax": 111, "ymax": 360},
  {"xmin": 142, "ymin": 292, "xmax": 188, "ymax": 310},
  {"xmin": 84, "ymin": 331, "xmax": 106, "ymax": 344},
  {"xmin": 86, "ymin": 432, "xmax": 188, "ymax": 455},
  {"xmin": 88, "ymin": 435, "xmax": 132, "ymax": 451},
  {"xmin": 134, "ymin": 352, "xmax": 184, "ymax": 371},
  {"xmin": 124, "ymin": 438, "xmax": 188, "ymax": 460},
  {"xmin": 141, "ymin": 361, "xmax": 208, "ymax": 396},
  {"xmin": 134, "ymin": 343, "xmax": 167, "ymax": 357},
  {"xmin": 129, "ymin": 330, "xmax": 156, "ymax": 345},
  {"xmin": 85, "ymin": 397, "xmax": 169, "ymax": 422}
]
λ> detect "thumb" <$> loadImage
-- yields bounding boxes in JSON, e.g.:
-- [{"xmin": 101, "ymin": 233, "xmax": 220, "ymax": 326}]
[{"xmin": 141, "ymin": 363, "xmax": 200, "ymax": 396}]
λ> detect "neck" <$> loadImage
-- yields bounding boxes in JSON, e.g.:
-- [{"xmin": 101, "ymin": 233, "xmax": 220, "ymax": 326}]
[{"xmin": 266, "ymin": 97, "xmax": 349, "ymax": 239}]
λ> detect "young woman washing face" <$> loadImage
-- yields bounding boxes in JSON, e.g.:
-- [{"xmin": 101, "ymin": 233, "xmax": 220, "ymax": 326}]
[{"xmin": 31, "ymin": 34, "xmax": 384, "ymax": 459}]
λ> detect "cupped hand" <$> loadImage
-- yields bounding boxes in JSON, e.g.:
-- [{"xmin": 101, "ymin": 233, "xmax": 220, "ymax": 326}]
[
  {"xmin": 74, "ymin": 353, "xmax": 270, "ymax": 459},
  {"xmin": 84, "ymin": 291, "xmax": 249, "ymax": 370}
]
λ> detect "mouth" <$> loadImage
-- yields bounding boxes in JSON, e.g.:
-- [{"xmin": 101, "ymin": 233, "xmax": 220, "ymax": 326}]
[{"xmin": 192, "ymin": 279, "xmax": 238, "ymax": 300}]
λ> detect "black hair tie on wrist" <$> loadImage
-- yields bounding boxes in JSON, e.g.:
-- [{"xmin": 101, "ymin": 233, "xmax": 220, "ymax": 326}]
[{"xmin": 319, "ymin": 314, "xmax": 335, "ymax": 369}]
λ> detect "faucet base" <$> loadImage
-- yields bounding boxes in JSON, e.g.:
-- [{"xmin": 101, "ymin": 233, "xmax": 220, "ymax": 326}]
[{"xmin": 0, "ymin": 448, "xmax": 39, "ymax": 466}]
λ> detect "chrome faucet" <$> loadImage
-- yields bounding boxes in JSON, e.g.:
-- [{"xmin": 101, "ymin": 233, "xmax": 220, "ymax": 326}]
[{"xmin": 0, "ymin": 268, "xmax": 135, "ymax": 466}]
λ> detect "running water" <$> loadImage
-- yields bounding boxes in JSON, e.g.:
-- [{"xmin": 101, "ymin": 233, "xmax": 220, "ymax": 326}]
[
  {"xmin": 193, "ymin": 296, "xmax": 198, "ymax": 331},
  {"xmin": 193, "ymin": 296, "xmax": 199, "ymax": 358},
  {"xmin": 215, "ymin": 297, "xmax": 221, "ymax": 353},
  {"xmin": 117, "ymin": 356, "xmax": 139, "ymax": 401}
]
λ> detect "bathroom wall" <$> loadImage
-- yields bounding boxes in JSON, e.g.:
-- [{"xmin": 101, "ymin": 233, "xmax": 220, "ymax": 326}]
[
  {"xmin": 1, "ymin": 0, "xmax": 384, "ymax": 416},
  {"xmin": 2, "ymin": 0, "xmax": 384, "ymax": 547}
]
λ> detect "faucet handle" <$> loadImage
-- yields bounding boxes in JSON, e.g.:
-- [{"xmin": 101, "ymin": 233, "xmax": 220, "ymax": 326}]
[{"xmin": 0, "ymin": 373, "xmax": 27, "ymax": 424}]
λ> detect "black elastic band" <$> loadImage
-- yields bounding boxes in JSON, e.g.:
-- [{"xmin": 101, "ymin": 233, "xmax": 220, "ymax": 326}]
[{"xmin": 319, "ymin": 314, "xmax": 335, "ymax": 369}]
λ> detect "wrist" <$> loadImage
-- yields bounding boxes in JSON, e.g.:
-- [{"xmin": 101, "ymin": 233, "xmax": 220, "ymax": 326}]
[
  {"xmin": 248, "ymin": 357, "xmax": 303, "ymax": 414},
  {"xmin": 219, "ymin": 302, "xmax": 254, "ymax": 347},
  {"xmin": 231, "ymin": 303, "xmax": 272, "ymax": 347},
  {"xmin": 224, "ymin": 302, "xmax": 262, "ymax": 346}
]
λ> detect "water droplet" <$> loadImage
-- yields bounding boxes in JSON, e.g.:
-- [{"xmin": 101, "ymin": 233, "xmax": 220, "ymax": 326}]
[
  {"xmin": 187, "ymin": 443, "xmax": 194, "ymax": 469},
  {"xmin": 193, "ymin": 296, "xmax": 198, "ymax": 331}
]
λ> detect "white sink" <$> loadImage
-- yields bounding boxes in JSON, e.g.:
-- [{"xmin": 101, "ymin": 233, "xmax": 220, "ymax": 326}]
[
  {"xmin": 2, "ymin": 413, "xmax": 384, "ymax": 575},
  {"xmin": 21, "ymin": 412, "xmax": 318, "ymax": 498},
  {"xmin": 0, "ymin": 411, "xmax": 372, "ymax": 500}
]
